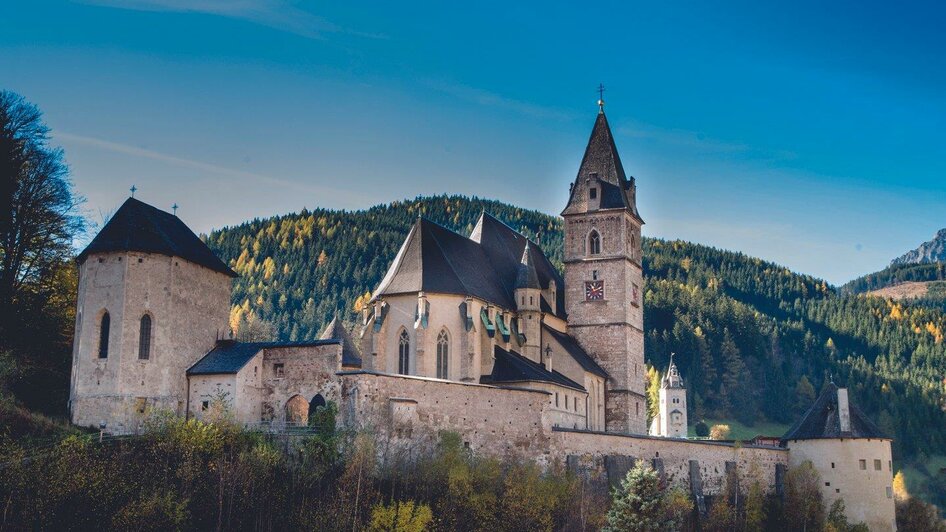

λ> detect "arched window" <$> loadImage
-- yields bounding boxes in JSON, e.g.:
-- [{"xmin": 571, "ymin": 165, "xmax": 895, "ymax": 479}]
[
  {"xmin": 436, "ymin": 329, "xmax": 449, "ymax": 379},
  {"xmin": 98, "ymin": 311, "xmax": 110, "ymax": 359},
  {"xmin": 398, "ymin": 329, "xmax": 410, "ymax": 375},
  {"xmin": 588, "ymin": 230, "xmax": 601, "ymax": 255},
  {"xmin": 138, "ymin": 314, "xmax": 152, "ymax": 360}
]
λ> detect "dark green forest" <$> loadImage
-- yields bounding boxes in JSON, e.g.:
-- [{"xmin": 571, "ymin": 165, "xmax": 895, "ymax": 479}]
[{"xmin": 207, "ymin": 195, "xmax": 946, "ymax": 465}]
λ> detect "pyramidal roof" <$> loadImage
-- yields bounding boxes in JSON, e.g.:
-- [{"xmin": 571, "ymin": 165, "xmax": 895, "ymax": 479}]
[
  {"xmin": 782, "ymin": 382, "xmax": 887, "ymax": 441},
  {"xmin": 319, "ymin": 316, "xmax": 363, "ymax": 367},
  {"xmin": 373, "ymin": 213, "xmax": 566, "ymax": 318},
  {"xmin": 562, "ymin": 111, "xmax": 641, "ymax": 221},
  {"xmin": 77, "ymin": 198, "xmax": 237, "ymax": 277},
  {"xmin": 661, "ymin": 356, "xmax": 684, "ymax": 389},
  {"xmin": 515, "ymin": 242, "xmax": 541, "ymax": 290}
]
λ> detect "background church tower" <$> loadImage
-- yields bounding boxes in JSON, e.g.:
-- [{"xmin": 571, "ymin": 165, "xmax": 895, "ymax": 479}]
[
  {"xmin": 562, "ymin": 101, "xmax": 646, "ymax": 434},
  {"xmin": 657, "ymin": 356, "xmax": 687, "ymax": 438}
]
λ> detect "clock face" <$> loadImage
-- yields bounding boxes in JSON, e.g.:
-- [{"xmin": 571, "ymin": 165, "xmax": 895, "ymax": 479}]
[{"xmin": 585, "ymin": 280, "xmax": 605, "ymax": 301}]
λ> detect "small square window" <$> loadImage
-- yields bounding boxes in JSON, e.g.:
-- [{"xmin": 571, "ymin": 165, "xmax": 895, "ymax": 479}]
[
  {"xmin": 589, "ymin": 188, "xmax": 598, "ymax": 200},
  {"xmin": 274, "ymin": 363, "xmax": 285, "ymax": 378},
  {"xmin": 825, "ymin": 482, "xmax": 830, "ymax": 487},
  {"xmin": 859, "ymin": 459, "xmax": 867, "ymax": 470},
  {"xmin": 201, "ymin": 400, "xmax": 209, "ymax": 411},
  {"xmin": 831, "ymin": 462, "xmax": 835, "ymax": 469},
  {"xmin": 836, "ymin": 489, "xmax": 840, "ymax": 494},
  {"xmin": 874, "ymin": 459, "xmax": 882, "ymax": 471}
]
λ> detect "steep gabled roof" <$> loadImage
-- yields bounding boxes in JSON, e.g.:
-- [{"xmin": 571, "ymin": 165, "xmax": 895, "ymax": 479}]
[
  {"xmin": 782, "ymin": 382, "xmax": 887, "ymax": 441},
  {"xmin": 319, "ymin": 316, "xmax": 362, "ymax": 367},
  {"xmin": 373, "ymin": 214, "xmax": 566, "ymax": 318},
  {"xmin": 78, "ymin": 198, "xmax": 237, "ymax": 277},
  {"xmin": 470, "ymin": 212, "xmax": 566, "ymax": 317},
  {"xmin": 542, "ymin": 324, "xmax": 608, "ymax": 379},
  {"xmin": 187, "ymin": 339, "xmax": 342, "ymax": 375},
  {"xmin": 562, "ymin": 112, "xmax": 641, "ymax": 221},
  {"xmin": 481, "ymin": 345, "xmax": 585, "ymax": 391}
]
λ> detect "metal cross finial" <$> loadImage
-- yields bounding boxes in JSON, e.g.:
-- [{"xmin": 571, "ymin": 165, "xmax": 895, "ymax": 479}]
[
  {"xmin": 130, "ymin": 185, "xmax": 137, "ymax": 198},
  {"xmin": 172, "ymin": 203, "xmax": 178, "ymax": 216},
  {"xmin": 597, "ymin": 83, "xmax": 606, "ymax": 112}
]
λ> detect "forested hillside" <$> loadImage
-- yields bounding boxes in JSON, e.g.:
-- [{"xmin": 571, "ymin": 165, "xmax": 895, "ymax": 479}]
[
  {"xmin": 207, "ymin": 195, "xmax": 946, "ymax": 464},
  {"xmin": 842, "ymin": 256, "xmax": 946, "ymax": 312}
]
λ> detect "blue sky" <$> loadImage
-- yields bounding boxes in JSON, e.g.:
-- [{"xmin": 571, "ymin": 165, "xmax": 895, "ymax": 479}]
[{"xmin": 2, "ymin": 0, "xmax": 945, "ymax": 284}]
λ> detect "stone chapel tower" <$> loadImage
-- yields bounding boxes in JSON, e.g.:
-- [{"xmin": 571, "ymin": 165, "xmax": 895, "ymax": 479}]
[
  {"xmin": 69, "ymin": 198, "xmax": 235, "ymax": 434},
  {"xmin": 562, "ymin": 102, "xmax": 646, "ymax": 434}
]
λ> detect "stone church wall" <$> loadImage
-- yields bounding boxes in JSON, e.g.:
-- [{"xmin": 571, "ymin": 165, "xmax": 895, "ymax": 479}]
[{"xmin": 71, "ymin": 251, "xmax": 231, "ymax": 433}]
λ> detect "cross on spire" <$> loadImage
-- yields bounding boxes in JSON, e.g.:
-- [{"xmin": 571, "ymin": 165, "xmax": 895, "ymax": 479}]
[
  {"xmin": 172, "ymin": 203, "xmax": 178, "ymax": 216},
  {"xmin": 130, "ymin": 185, "xmax": 137, "ymax": 198},
  {"xmin": 597, "ymin": 83, "xmax": 606, "ymax": 113}
]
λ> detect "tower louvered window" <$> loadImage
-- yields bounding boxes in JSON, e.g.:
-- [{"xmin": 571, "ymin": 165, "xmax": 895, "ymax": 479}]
[
  {"xmin": 138, "ymin": 315, "xmax": 152, "ymax": 360},
  {"xmin": 436, "ymin": 329, "xmax": 449, "ymax": 379},
  {"xmin": 398, "ymin": 329, "xmax": 410, "ymax": 375},
  {"xmin": 98, "ymin": 312, "xmax": 110, "ymax": 359},
  {"xmin": 588, "ymin": 230, "xmax": 601, "ymax": 255}
]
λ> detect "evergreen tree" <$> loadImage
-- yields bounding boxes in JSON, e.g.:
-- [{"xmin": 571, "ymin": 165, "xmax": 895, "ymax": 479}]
[{"xmin": 604, "ymin": 462, "xmax": 665, "ymax": 532}]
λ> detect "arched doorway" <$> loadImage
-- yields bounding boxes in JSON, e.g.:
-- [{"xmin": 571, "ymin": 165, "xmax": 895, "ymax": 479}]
[
  {"xmin": 285, "ymin": 394, "xmax": 308, "ymax": 424},
  {"xmin": 309, "ymin": 393, "xmax": 326, "ymax": 413}
]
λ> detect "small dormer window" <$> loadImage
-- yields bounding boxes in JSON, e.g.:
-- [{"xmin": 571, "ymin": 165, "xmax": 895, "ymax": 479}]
[{"xmin": 589, "ymin": 187, "xmax": 598, "ymax": 200}]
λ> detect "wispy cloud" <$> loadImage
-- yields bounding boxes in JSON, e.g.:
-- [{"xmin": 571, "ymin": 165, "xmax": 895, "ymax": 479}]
[
  {"xmin": 56, "ymin": 132, "xmax": 339, "ymax": 196},
  {"xmin": 425, "ymin": 80, "xmax": 578, "ymax": 121},
  {"xmin": 75, "ymin": 0, "xmax": 384, "ymax": 40},
  {"xmin": 617, "ymin": 121, "xmax": 797, "ymax": 161}
]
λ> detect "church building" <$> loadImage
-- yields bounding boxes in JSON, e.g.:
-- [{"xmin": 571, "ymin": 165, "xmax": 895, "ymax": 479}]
[{"xmin": 67, "ymin": 102, "xmax": 897, "ymax": 530}]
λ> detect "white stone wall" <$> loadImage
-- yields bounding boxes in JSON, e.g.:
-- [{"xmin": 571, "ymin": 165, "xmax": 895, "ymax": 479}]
[
  {"xmin": 71, "ymin": 251, "xmax": 231, "ymax": 433},
  {"xmin": 787, "ymin": 438, "xmax": 896, "ymax": 531},
  {"xmin": 658, "ymin": 386, "xmax": 687, "ymax": 438}
]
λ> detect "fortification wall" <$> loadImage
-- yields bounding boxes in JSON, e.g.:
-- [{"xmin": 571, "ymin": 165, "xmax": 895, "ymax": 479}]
[
  {"xmin": 787, "ymin": 438, "xmax": 896, "ymax": 532},
  {"xmin": 337, "ymin": 371, "xmax": 787, "ymax": 498}
]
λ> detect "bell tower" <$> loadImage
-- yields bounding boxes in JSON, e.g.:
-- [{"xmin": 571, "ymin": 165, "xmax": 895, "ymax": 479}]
[{"xmin": 562, "ymin": 101, "xmax": 646, "ymax": 434}]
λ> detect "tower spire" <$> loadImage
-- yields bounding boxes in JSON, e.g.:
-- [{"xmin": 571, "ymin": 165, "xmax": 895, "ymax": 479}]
[{"xmin": 597, "ymin": 83, "xmax": 606, "ymax": 113}]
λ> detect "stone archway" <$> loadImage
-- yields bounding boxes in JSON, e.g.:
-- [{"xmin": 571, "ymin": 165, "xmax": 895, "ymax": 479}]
[
  {"xmin": 285, "ymin": 394, "xmax": 308, "ymax": 424},
  {"xmin": 309, "ymin": 393, "xmax": 326, "ymax": 413}
]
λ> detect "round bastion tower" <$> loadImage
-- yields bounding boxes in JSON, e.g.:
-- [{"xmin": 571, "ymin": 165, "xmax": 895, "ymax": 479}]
[{"xmin": 69, "ymin": 198, "xmax": 235, "ymax": 434}]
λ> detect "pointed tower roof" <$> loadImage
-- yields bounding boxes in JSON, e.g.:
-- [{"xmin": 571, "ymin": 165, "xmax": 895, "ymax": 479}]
[
  {"xmin": 77, "ymin": 197, "xmax": 237, "ymax": 277},
  {"xmin": 562, "ymin": 111, "xmax": 642, "ymax": 221},
  {"xmin": 515, "ymin": 242, "xmax": 541, "ymax": 290},
  {"xmin": 319, "ymin": 316, "xmax": 362, "ymax": 367},
  {"xmin": 782, "ymin": 382, "xmax": 887, "ymax": 441},
  {"xmin": 661, "ymin": 355, "xmax": 685, "ymax": 389}
]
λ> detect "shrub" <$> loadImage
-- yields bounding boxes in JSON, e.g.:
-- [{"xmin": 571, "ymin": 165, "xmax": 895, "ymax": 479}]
[
  {"xmin": 709, "ymin": 424, "xmax": 731, "ymax": 440},
  {"xmin": 694, "ymin": 421, "xmax": 710, "ymax": 438}
]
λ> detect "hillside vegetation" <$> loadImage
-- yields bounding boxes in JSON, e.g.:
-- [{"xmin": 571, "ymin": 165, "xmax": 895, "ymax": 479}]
[{"xmin": 207, "ymin": 195, "xmax": 946, "ymax": 463}]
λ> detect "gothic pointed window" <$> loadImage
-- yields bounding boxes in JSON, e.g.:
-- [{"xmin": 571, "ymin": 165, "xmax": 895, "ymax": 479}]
[
  {"xmin": 138, "ymin": 314, "xmax": 152, "ymax": 360},
  {"xmin": 98, "ymin": 311, "xmax": 110, "ymax": 359},
  {"xmin": 436, "ymin": 329, "xmax": 449, "ymax": 379},
  {"xmin": 588, "ymin": 230, "xmax": 601, "ymax": 255},
  {"xmin": 398, "ymin": 329, "xmax": 410, "ymax": 375}
]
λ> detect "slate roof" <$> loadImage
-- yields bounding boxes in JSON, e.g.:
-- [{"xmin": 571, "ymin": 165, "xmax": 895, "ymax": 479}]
[
  {"xmin": 782, "ymin": 382, "xmax": 887, "ymax": 441},
  {"xmin": 542, "ymin": 324, "xmax": 608, "ymax": 379},
  {"xmin": 78, "ymin": 198, "xmax": 237, "ymax": 277},
  {"xmin": 661, "ymin": 357, "xmax": 684, "ymax": 389},
  {"xmin": 374, "ymin": 213, "xmax": 566, "ymax": 318},
  {"xmin": 187, "ymin": 339, "xmax": 341, "ymax": 375},
  {"xmin": 562, "ymin": 111, "xmax": 642, "ymax": 222},
  {"xmin": 481, "ymin": 345, "xmax": 585, "ymax": 391},
  {"xmin": 319, "ymin": 316, "xmax": 362, "ymax": 367},
  {"xmin": 515, "ymin": 242, "xmax": 541, "ymax": 290}
]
